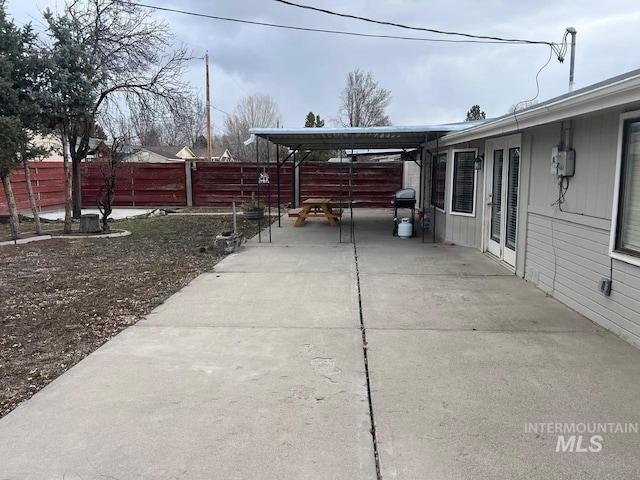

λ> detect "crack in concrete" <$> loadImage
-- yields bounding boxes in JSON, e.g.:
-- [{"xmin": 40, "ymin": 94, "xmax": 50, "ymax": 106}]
[{"xmin": 353, "ymin": 231, "xmax": 382, "ymax": 480}]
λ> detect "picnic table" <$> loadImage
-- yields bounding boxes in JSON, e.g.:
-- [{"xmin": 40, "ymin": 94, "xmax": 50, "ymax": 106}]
[{"xmin": 288, "ymin": 198, "xmax": 341, "ymax": 227}]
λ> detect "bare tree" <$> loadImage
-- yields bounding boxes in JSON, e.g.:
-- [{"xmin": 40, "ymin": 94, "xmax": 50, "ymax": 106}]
[
  {"xmin": 173, "ymin": 97, "xmax": 208, "ymax": 147},
  {"xmin": 223, "ymin": 94, "xmax": 282, "ymax": 161},
  {"xmin": 128, "ymin": 96, "xmax": 208, "ymax": 147},
  {"xmin": 334, "ymin": 69, "xmax": 392, "ymax": 127},
  {"xmin": 42, "ymin": 0, "xmax": 194, "ymax": 218},
  {"xmin": 96, "ymin": 138, "xmax": 128, "ymax": 233},
  {"xmin": 128, "ymin": 102, "xmax": 165, "ymax": 146}
]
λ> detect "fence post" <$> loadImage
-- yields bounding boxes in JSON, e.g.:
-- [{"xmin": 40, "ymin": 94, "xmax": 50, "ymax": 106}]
[{"xmin": 185, "ymin": 161, "xmax": 193, "ymax": 207}]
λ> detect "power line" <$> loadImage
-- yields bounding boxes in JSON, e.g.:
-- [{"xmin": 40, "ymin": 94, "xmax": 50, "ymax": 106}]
[
  {"xmin": 212, "ymin": 105, "xmax": 230, "ymax": 116},
  {"xmin": 119, "ymin": 1, "xmax": 551, "ymax": 45},
  {"xmin": 512, "ymin": 46, "xmax": 554, "ymax": 131},
  {"xmin": 274, "ymin": 0, "xmax": 565, "ymax": 56}
]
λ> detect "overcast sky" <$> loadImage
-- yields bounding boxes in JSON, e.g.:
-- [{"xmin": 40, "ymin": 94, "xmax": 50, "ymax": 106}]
[{"xmin": 6, "ymin": 0, "xmax": 640, "ymax": 134}]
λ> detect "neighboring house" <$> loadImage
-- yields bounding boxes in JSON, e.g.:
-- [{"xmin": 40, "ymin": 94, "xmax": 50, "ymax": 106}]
[
  {"xmin": 125, "ymin": 146, "xmax": 194, "ymax": 163},
  {"xmin": 190, "ymin": 147, "xmax": 236, "ymax": 162},
  {"xmin": 125, "ymin": 146, "xmax": 236, "ymax": 162},
  {"xmin": 325, "ymin": 149, "xmax": 408, "ymax": 163},
  {"xmin": 32, "ymin": 134, "xmax": 111, "ymax": 162},
  {"xmin": 32, "ymin": 134, "xmax": 63, "ymax": 162},
  {"xmin": 85, "ymin": 141, "xmax": 117, "ymax": 162},
  {"xmin": 427, "ymin": 68, "xmax": 640, "ymax": 348}
]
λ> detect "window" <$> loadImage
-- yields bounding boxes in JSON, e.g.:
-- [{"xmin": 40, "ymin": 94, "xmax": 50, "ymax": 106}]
[
  {"xmin": 616, "ymin": 117, "xmax": 640, "ymax": 256},
  {"xmin": 431, "ymin": 152, "xmax": 447, "ymax": 210},
  {"xmin": 505, "ymin": 147, "xmax": 520, "ymax": 250},
  {"xmin": 450, "ymin": 150, "xmax": 477, "ymax": 216}
]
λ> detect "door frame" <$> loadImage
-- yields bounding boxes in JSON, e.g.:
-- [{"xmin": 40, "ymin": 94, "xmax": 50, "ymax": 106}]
[{"xmin": 482, "ymin": 134, "xmax": 522, "ymax": 269}]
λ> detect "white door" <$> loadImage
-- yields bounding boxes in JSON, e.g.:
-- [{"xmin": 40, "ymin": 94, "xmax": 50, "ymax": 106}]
[{"xmin": 486, "ymin": 138, "xmax": 520, "ymax": 267}]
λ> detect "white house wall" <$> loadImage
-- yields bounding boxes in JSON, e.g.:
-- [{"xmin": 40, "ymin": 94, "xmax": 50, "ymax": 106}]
[
  {"xmin": 402, "ymin": 161, "xmax": 421, "ymax": 204},
  {"xmin": 523, "ymin": 107, "xmax": 640, "ymax": 348}
]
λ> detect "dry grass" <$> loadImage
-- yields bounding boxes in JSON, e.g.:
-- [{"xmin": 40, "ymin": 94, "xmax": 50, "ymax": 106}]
[{"xmin": 0, "ymin": 213, "xmax": 266, "ymax": 418}]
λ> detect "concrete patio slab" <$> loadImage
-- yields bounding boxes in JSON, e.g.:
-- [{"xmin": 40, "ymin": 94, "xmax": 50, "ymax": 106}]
[
  {"xmin": 352, "ymin": 209, "xmax": 432, "ymax": 247},
  {"xmin": 246, "ymin": 212, "xmax": 355, "ymax": 246},
  {"xmin": 39, "ymin": 208, "xmax": 157, "ymax": 221},
  {"xmin": 140, "ymin": 271, "xmax": 360, "ymax": 329},
  {"xmin": 2, "ymin": 208, "xmax": 639, "ymax": 479},
  {"xmin": 215, "ymin": 244, "xmax": 355, "ymax": 274},
  {"xmin": 356, "ymin": 243, "xmax": 511, "ymax": 276},
  {"xmin": 0, "ymin": 326, "xmax": 375, "ymax": 480},
  {"xmin": 360, "ymin": 273, "xmax": 598, "ymax": 332},
  {"xmin": 367, "ymin": 329, "xmax": 640, "ymax": 480}
]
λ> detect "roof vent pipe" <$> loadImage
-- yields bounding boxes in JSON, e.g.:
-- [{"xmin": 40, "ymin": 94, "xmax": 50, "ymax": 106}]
[{"xmin": 567, "ymin": 27, "xmax": 577, "ymax": 92}]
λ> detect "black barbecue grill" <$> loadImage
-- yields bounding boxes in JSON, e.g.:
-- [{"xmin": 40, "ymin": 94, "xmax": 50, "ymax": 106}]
[{"xmin": 392, "ymin": 188, "xmax": 416, "ymax": 237}]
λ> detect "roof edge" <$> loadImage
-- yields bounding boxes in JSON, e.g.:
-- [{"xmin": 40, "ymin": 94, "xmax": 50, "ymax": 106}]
[
  {"xmin": 436, "ymin": 68, "xmax": 640, "ymax": 146},
  {"xmin": 249, "ymin": 120, "xmax": 486, "ymax": 137}
]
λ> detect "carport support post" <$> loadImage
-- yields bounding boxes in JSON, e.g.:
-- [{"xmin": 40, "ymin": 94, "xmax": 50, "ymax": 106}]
[
  {"xmin": 433, "ymin": 136, "xmax": 438, "ymax": 243},
  {"xmin": 419, "ymin": 145, "xmax": 425, "ymax": 243},
  {"xmin": 338, "ymin": 135, "xmax": 344, "ymax": 243},
  {"xmin": 267, "ymin": 136, "xmax": 272, "ymax": 243},
  {"xmin": 349, "ymin": 134, "xmax": 354, "ymax": 243},
  {"xmin": 256, "ymin": 136, "xmax": 262, "ymax": 243},
  {"xmin": 276, "ymin": 143, "xmax": 281, "ymax": 227},
  {"xmin": 292, "ymin": 151, "xmax": 297, "ymax": 208}
]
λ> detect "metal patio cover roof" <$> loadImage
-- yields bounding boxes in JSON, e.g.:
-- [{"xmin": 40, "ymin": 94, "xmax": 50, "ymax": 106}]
[{"xmin": 249, "ymin": 121, "xmax": 485, "ymax": 151}]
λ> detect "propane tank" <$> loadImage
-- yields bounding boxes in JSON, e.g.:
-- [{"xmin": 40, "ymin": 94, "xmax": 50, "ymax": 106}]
[{"xmin": 398, "ymin": 218, "xmax": 412, "ymax": 238}]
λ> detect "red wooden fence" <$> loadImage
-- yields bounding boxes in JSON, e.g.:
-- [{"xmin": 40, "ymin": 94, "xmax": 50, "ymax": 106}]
[
  {"xmin": 1, "ymin": 161, "xmax": 404, "ymax": 215},
  {"xmin": 0, "ymin": 162, "xmax": 65, "ymax": 215},
  {"xmin": 300, "ymin": 162, "xmax": 403, "ymax": 208},
  {"xmin": 192, "ymin": 162, "xmax": 292, "ymax": 207},
  {"xmin": 81, "ymin": 162, "xmax": 186, "ymax": 207}
]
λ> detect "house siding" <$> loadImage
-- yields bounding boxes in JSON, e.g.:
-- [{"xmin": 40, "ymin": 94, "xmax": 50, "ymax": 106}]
[
  {"xmin": 429, "ymin": 73, "xmax": 640, "ymax": 350},
  {"xmin": 434, "ymin": 208, "xmax": 446, "ymax": 242},
  {"xmin": 523, "ymin": 108, "xmax": 640, "ymax": 348},
  {"xmin": 446, "ymin": 212, "xmax": 481, "ymax": 248},
  {"xmin": 444, "ymin": 140, "xmax": 485, "ymax": 248}
]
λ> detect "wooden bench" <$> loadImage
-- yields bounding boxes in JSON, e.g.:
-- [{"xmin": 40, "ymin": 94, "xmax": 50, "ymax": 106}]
[
  {"xmin": 300, "ymin": 212, "xmax": 342, "ymax": 219},
  {"xmin": 289, "ymin": 208, "xmax": 342, "ymax": 219}
]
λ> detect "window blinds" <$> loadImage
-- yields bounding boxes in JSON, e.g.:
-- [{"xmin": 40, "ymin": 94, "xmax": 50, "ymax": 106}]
[{"xmin": 452, "ymin": 151, "xmax": 476, "ymax": 214}]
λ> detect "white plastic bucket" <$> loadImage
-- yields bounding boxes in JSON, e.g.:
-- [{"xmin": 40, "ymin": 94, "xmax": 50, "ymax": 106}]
[{"xmin": 398, "ymin": 218, "xmax": 412, "ymax": 238}]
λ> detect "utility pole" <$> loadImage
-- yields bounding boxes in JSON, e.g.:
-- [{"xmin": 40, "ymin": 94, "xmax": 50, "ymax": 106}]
[
  {"xmin": 567, "ymin": 27, "xmax": 577, "ymax": 92},
  {"xmin": 205, "ymin": 53, "xmax": 213, "ymax": 162}
]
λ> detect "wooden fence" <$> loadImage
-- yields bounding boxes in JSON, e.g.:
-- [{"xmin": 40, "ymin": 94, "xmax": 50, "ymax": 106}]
[
  {"xmin": 191, "ymin": 162, "xmax": 293, "ymax": 207},
  {"xmin": 0, "ymin": 162, "xmax": 66, "ymax": 215},
  {"xmin": 300, "ymin": 162, "xmax": 403, "ymax": 208},
  {"xmin": 81, "ymin": 162, "xmax": 186, "ymax": 207},
  {"xmin": 1, "ymin": 160, "xmax": 404, "ymax": 215}
]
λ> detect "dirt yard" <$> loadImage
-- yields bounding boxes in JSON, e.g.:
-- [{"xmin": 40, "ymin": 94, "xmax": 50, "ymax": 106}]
[{"xmin": 0, "ymin": 213, "xmax": 267, "ymax": 418}]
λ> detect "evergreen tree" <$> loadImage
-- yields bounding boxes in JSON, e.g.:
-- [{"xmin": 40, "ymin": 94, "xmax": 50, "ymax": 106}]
[
  {"xmin": 37, "ymin": 10, "xmax": 96, "ymax": 233},
  {"xmin": 305, "ymin": 112, "xmax": 325, "ymax": 128},
  {"xmin": 303, "ymin": 112, "xmax": 331, "ymax": 161},
  {"xmin": 0, "ymin": 1, "xmax": 42, "ymax": 239},
  {"xmin": 465, "ymin": 105, "xmax": 486, "ymax": 121}
]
